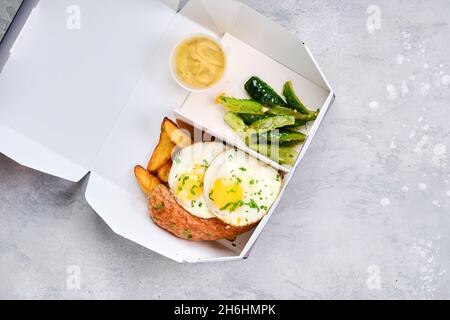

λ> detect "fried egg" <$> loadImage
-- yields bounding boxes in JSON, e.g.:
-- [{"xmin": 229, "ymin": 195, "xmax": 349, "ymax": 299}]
[
  {"xmin": 168, "ymin": 142, "xmax": 228, "ymax": 219},
  {"xmin": 203, "ymin": 149, "xmax": 282, "ymax": 227}
]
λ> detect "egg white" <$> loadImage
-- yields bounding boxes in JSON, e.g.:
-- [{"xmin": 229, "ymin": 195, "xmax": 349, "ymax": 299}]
[
  {"xmin": 168, "ymin": 142, "xmax": 228, "ymax": 219},
  {"xmin": 203, "ymin": 149, "xmax": 282, "ymax": 227}
]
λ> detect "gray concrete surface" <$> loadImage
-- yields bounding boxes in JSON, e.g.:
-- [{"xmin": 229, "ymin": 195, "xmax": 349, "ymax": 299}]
[{"xmin": 1, "ymin": 0, "xmax": 450, "ymax": 299}]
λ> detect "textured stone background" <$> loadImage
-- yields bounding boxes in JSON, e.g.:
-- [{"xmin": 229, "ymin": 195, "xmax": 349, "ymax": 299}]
[{"xmin": 1, "ymin": 0, "xmax": 449, "ymax": 299}]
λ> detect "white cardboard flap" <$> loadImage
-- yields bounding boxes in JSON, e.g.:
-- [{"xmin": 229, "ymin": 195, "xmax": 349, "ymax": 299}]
[
  {"xmin": 180, "ymin": 0, "xmax": 241, "ymax": 35},
  {"xmin": 181, "ymin": 0, "xmax": 330, "ymax": 90},
  {"xmin": 0, "ymin": 0, "xmax": 177, "ymax": 181},
  {"xmin": 0, "ymin": 124, "xmax": 87, "ymax": 181}
]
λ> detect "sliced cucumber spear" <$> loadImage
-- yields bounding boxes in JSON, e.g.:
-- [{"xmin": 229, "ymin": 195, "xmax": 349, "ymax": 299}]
[
  {"xmin": 249, "ymin": 130, "xmax": 306, "ymax": 148},
  {"xmin": 283, "ymin": 81, "xmax": 319, "ymax": 117},
  {"xmin": 224, "ymin": 112, "xmax": 247, "ymax": 132},
  {"xmin": 248, "ymin": 144, "xmax": 298, "ymax": 165},
  {"xmin": 257, "ymin": 129, "xmax": 307, "ymax": 144},
  {"xmin": 245, "ymin": 76, "xmax": 287, "ymax": 107},
  {"xmin": 247, "ymin": 115, "xmax": 295, "ymax": 134},
  {"xmin": 215, "ymin": 77, "xmax": 317, "ymax": 166},
  {"xmin": 267, "ymin": 105, "xmax": 317, "ymax": 122},
  {"xmin": 216, "ymin": 94, "xmax": 268, "ymax": 115},
  {"xmin": 238, "ymin": 113, "xmax": 268, "ymax": 125}
]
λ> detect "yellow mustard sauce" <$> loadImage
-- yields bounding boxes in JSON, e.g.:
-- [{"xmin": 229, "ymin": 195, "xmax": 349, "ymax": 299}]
[{"xmin": 173, "ymin": 36, "xmax": 226, "ymax": 89}]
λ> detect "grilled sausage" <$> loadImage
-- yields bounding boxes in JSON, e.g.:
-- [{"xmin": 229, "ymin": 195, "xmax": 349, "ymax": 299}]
[{"xmin": 149, "ymin": 184, "xmax": 254, "ymax": 241}]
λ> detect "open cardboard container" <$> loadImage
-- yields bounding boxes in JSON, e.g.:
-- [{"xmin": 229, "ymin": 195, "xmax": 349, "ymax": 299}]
[{"xmin": 0, "ymin": 0, "xmax": 334, "ymax": 263}]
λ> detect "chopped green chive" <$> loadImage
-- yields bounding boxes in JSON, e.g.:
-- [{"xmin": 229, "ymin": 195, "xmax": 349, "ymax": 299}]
[
  {"xmin": 190, "ymin": 184, "xmax": 198, "ymax": 195},
  {"xmin": 182, "ymin": 228, "xmax": 192, "ymax": 239},
  {"xmin": 154, "ymin": 202, "xmax": 164, "ymax": 210},
  {"xmin": 246, "ymin": 199, "xmax": 260, "ymax": 212},
  {"xmin": 220, "ymin": 202, "xmax": 233, "ymax": 211},
  {"xmin": 230, "ymin": 200, "xmax": 244, "ymax": 212}
]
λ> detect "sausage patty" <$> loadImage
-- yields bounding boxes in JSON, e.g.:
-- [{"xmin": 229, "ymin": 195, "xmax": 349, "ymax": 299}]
[{"xmin": 149, "ymin": 184, "xmax": 255, "ymax": 241}]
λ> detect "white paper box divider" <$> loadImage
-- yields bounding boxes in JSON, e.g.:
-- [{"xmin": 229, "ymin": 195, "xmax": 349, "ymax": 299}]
[{"xmin": 0, "ymin": 0, "xmax": 334, "ymax": 263}]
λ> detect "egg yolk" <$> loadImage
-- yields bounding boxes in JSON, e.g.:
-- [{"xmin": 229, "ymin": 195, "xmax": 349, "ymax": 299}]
[
  {"xmin": 210, "ymin": 178, "xmax": 243, "ymax": 211},
  {"xmin": 175, "ymin": 174, "xmax": 203, "ymax": 201}
]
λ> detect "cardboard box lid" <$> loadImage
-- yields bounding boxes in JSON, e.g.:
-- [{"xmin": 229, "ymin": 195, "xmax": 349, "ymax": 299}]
[{"xmin": 0, "ymin": 0, "xmax": 179, "ymax": 181}]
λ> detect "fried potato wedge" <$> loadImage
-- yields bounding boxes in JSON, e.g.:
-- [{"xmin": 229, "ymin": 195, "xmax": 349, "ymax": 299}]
[
  {"xmin": 148, "ymin": 130, "xmax": 176, "ymax": 172},
  {"xmin": 157, "ymin": 161, "xmax": 172, "ymax": 183},
  {"xmin": 134, "ymin": 165, "xmax": 161, "ymax": 196},
  {"xmin": 162, "ymin": 117, "xmax": 192, "ymax": 148}
]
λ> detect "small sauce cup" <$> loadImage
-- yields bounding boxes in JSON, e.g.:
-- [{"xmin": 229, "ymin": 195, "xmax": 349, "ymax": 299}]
[{"xmin": 170, "ymin": 33, "xmax": 228, "ymax": 92}]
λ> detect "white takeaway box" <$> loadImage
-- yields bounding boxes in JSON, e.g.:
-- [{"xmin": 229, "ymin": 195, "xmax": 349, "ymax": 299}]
[{"xmin": 0, "ymin": 0, "xmax": 334, "ymax": 263}]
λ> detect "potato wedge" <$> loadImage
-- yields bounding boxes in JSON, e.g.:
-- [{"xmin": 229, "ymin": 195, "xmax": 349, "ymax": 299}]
[
  {"xmin": 162, "ymin": 117, "xmax": 192, "ymax": 148},
  {"xmin": 157, "ymin": 161, "xmax": 172, "ymax": 183},
  {"xmin": 148, "ymin": 130, "xmax": 176, "ymax": 172},
  {"xmin": 134, "ymin": 165, "xmax": 161, "ymax": 196}
]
